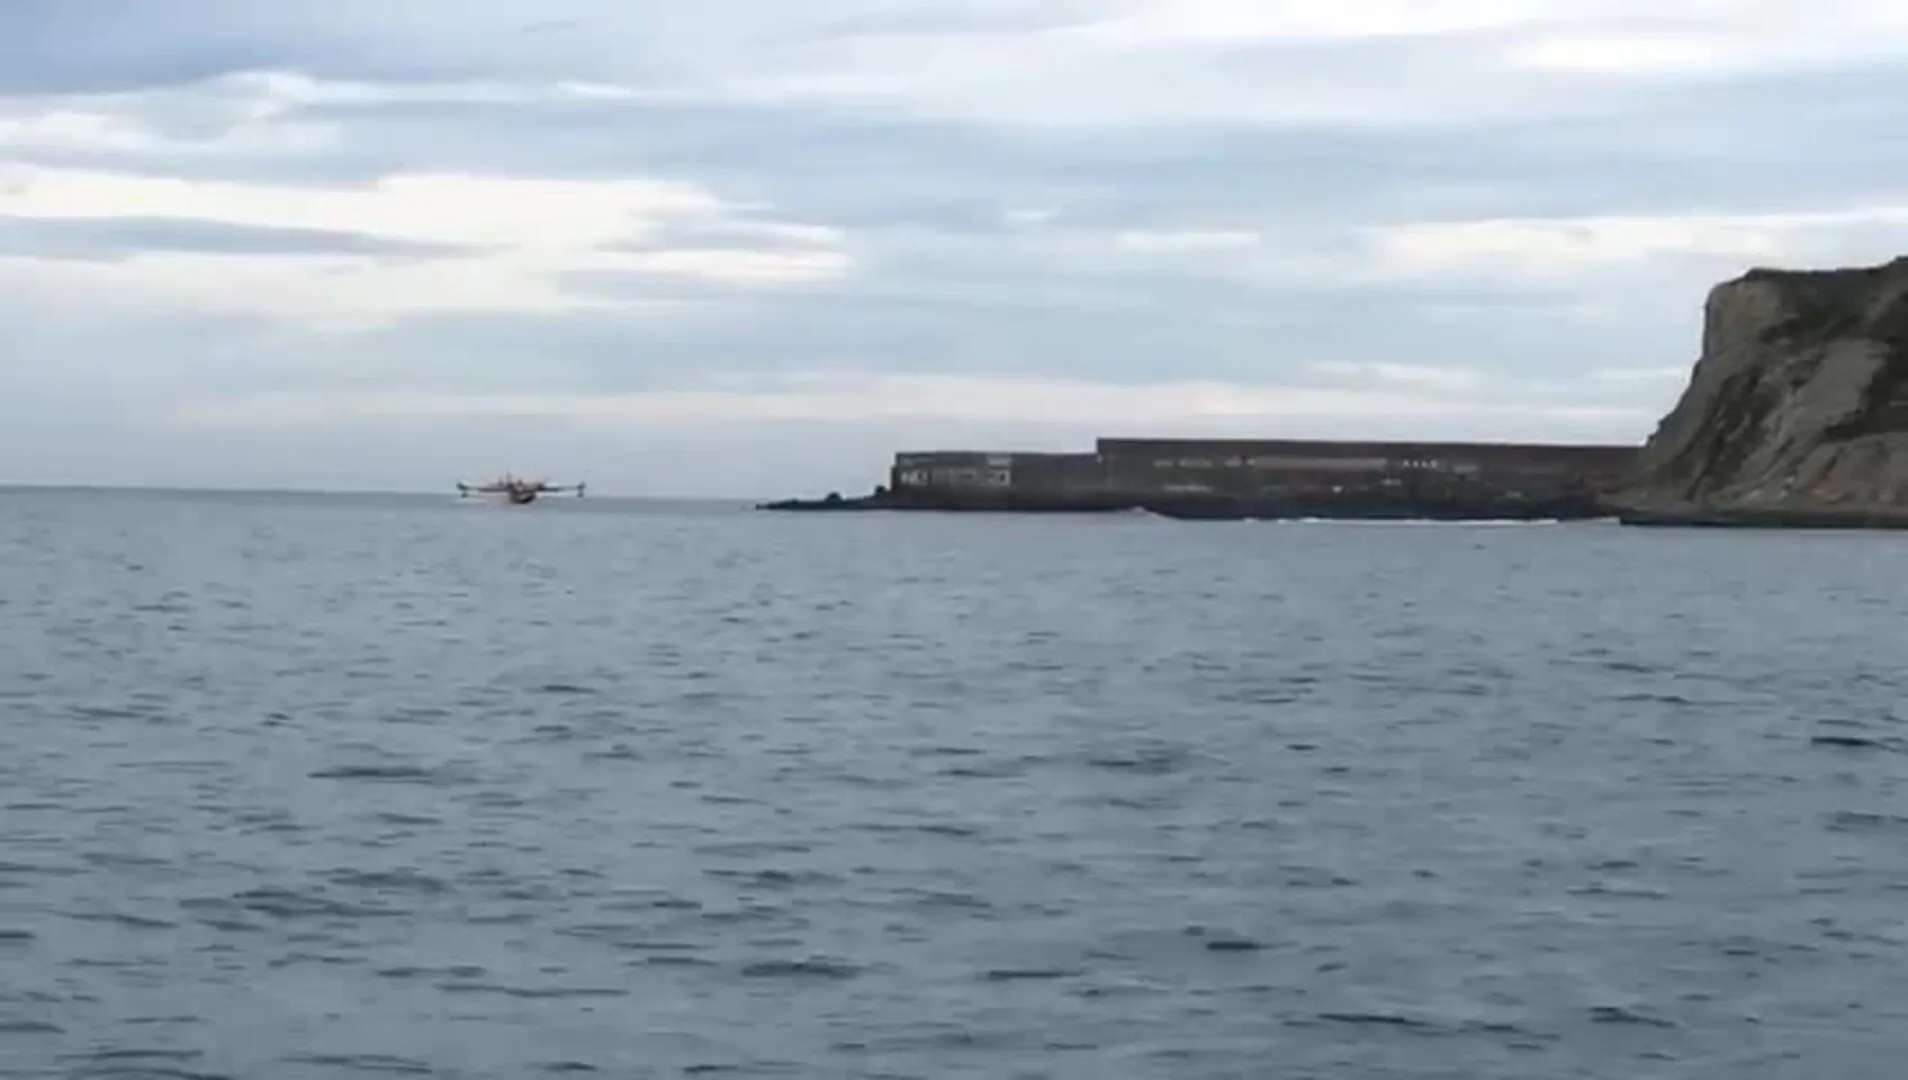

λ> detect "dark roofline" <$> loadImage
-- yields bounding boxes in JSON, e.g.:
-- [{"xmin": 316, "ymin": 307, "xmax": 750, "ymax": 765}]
[
  {"xmin": 893, "ymin": 450, "xmax": 1096, "ymax": 461},
  {"xmin": 1095, "ymin": 437, "xmax": 1638, "ymax": 458}
]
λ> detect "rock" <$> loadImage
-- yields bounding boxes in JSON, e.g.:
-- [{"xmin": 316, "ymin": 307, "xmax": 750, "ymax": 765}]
[{"xmin": 1621, "ymin": 255, "xmax": 1908, "ymax": 521}]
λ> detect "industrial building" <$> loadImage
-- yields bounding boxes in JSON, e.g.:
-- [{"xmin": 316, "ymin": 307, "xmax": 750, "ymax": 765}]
[
  {"xmin": 890, "ymin": 451, "xmax": 1101, "ymax": 494},
  {"xmin": 1094, "ymin": 437, "xmax": 1638, "ymax": 498},
  {"xmin": 891, "ymin": 438, "xmax": 1638, "ymax": 499}
]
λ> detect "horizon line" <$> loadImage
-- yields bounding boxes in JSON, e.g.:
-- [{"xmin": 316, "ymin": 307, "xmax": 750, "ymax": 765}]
[{"xmin": 0, "ymin": 482, "xmax": 761, "ymax": 502}]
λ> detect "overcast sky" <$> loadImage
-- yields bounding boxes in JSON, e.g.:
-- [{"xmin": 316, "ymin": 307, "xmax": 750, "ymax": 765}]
[{"xmin": 5, "ymin": 1, "xmax": 1907, "ymax": 496}]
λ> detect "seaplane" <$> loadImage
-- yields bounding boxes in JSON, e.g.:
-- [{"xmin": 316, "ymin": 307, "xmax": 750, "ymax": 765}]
[{"xmin": 455, "ymin": 473, "xmax": 587, "ymax": 505}]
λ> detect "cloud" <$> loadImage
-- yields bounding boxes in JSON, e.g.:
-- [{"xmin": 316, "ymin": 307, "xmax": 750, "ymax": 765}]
[
  {"xmin": 4, "ymin": 0, "xmax": 1908, "ymax": 492},
  {"xmin": 0, "ymin": 214, "xmax": 473, "ymax": 260},
  {"xmin": 0, "ymin": 165, "xmax": 851, "ymax": 322},
  {"xmin": 1505, "ymin": 2, "xmax": 1908, "ymax": 77},
  {"xmin": 1507, "ymin": 32, "xmax": 1736, "ymax": 76},
  {"xmin": 1061, "ymin": 0, "xmax": 1554, "ymax": 45},
  {"xmin": 0, "ymin": 165, "xmax": 710, "ymax": 245},
  {"xmin": 173, "ymin": 370, "xmax": 1644, "ymax": 430},
  {"xmin": 1364, "ymin": 204, "xmax": 1908, "ymax": 282},
  {"xmin": 1112, "ymin": 229, "xmax": 1261, "ymax": 254},
  {"xmin": 1306, "ymin": 361, "xmax": 1484, "ymax": 394},
  {"xmin": 1591, "ymin": 366, "xmax": 1691, "ymax": 385}
]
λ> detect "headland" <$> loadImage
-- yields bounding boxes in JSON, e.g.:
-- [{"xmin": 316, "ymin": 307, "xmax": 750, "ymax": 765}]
[{"xmin": 1610, "ymin": 254, "xmax": 1908, "ymax": 527}]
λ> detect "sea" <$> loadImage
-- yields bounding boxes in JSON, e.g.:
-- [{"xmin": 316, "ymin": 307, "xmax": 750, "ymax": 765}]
[{"xmin": 3, "ymin": 487, "xmax": 1906, "ymax": 1079}]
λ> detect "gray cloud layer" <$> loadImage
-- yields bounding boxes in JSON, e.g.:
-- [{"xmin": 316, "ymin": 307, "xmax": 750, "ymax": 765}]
[
  {"xmin": 0, "ymin": 215, "xmax": 479, "ymax": 259},
  {"xmin": 4, "ymin": 1, "xmax": 1908, "ymax": 494}
]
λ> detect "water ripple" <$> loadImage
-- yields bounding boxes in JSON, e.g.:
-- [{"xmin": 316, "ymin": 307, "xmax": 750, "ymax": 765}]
[{"xmin": 4, "ymin": 492, "xmax": 1908, "ymax": 1077}]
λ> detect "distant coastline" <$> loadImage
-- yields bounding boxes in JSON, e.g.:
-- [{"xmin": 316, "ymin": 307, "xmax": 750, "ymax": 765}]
[
  {"xmin": 762, "ymin": 252, "xmax": 1908, "ymax": 531},
  {"xmin": 35, "ymin": 241, "xmax": 1908, "ymax": 535},
  {"xmin": 758, "ymin": 436, "xmax": 1636, "ymax": 523}
]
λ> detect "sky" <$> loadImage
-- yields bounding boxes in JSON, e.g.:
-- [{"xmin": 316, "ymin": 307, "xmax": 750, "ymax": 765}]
[{"xmin": 6, "ymin": 1, "xmax": 1908, "ymax": 497}]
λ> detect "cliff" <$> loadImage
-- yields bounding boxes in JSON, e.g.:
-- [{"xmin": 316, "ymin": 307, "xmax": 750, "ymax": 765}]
[{"xmin": 1620, "ymin": 255, "xmax": 1908, "ymax": 522}]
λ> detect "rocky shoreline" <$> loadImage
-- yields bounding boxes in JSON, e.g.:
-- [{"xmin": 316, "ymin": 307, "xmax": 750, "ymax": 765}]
[
  {"xmin": 755, "ymin": 488, "xmax": 1136, "ymax": 514},
  {"xmin": 1139, "ymin": 491, "xmax": 1609, "ymax": 522},
  {"xmin": 758, "ymin": 489, "xmax": 1908, "ymax": 528},
  {"xmin": 758, "ymin": 487, "xmax": 1614, "ymax": 522},
  {"xmin": 1613, "ymin": 503, "xmax": 1908, "ymax": 529}
]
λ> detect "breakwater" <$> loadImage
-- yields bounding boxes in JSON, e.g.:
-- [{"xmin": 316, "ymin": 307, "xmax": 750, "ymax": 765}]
[
  {"xmin": 1138, "ymin": 490, "xmax": 1611, "ymax": 522},
  {"xmin": 755, "ymin": 487, "xmax": 1136, "ymax": 514},
  {"xmin": 1615, "ymin": 504, "xmax": 1908, "ymax": 529},
  {"xmin": 758, "ymin": 436, "xmax": 1637, "ymax": 523},
  {"xmin": 757, "ymin": 486, "xmax": 1614, "ymax": 521}
]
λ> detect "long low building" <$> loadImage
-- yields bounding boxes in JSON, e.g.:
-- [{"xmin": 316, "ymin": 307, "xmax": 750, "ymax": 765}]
[
  {"xmin": 1095, "ymin": 437, "xmax": 1639, "ymax": 495},
  {"xmin": 890, "ymin": 437, "xmax": 1639, "ymax": 499},
  {"xmin": 890, "ymin": 450, "xmax": 1101, "ymax": 493}
]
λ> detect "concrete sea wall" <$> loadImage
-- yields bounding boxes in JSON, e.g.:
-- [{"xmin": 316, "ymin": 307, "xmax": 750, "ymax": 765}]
[{"xmin": 761, "ymin": 436, "xmax": 1642, "ymax": 521}]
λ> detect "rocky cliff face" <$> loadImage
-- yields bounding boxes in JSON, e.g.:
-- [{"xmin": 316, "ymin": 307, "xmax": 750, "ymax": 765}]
[{"xmin": 1625, "ymin": 255, "xmax": 1908, "ymax": 510}]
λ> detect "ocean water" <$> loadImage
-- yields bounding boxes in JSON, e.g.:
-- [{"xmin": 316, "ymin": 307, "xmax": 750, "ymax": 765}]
[{"xmin": 3, "ymin": 488, "xmax": 1908, "ymax": 1079}]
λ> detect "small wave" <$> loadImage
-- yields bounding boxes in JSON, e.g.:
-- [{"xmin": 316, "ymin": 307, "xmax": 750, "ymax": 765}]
[
  {"xmin": 289, "ymin": 1054, "xmax": 434, "ymax": 1075},
  {"xmin": 326, "ymin": 868, "xmax": 450, "ymax": 894},
  {"xmin": 65, "ymin": 1048, "xmax": 207, "ymax": 1065},
  {"xmin": 67, "ymin": 910, "xmax": 177, "ymax": 930},
  {"xmin": 307, "ymin": 764, "xmax": 440, "ymax": 782},
  {"xmin": 705, "ymin": 867, "xmax": 845, "ymax": 890},
  {"xmin": 984, "ymin": 967, "xmax": 1083, "ymax": 981},
  {"xmin": 1810, "ymin": 734, "xmax": 1901, "ymax": 752},
  {"xmin": 1825, "ymin": 810, "xmax": 1908, "ymax": 833},
  {"xmin": 376, "ymin": 964, "xmax": 488, "ymax": 980},
  {"xmin": 741, "ymin": 957, "xmax": 864, "ymax": 980},
  {"xmin": 1315, "ymin": 1011, "xmax": 1439, "ymax": 1030},
  {"xmin": 228, "ymin": 887, "xmax": 401, "ymax": 920},
  {"xmin": 1589, "ymin": 1005, "xmax": 1678, "ymax": 1029},
  {"xmin": 1202, "ymin": 936, "xmax": 1265, "ymax": 952},
  {"xmin": 435, "ymin": 982, "xmax": 630, "ymax": 999}
]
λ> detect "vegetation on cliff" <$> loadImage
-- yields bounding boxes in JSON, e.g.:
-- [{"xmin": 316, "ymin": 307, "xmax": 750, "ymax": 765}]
[{"xmin": 1623, "ymin": 254, "xmax": 1908, "ymax": 515}]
